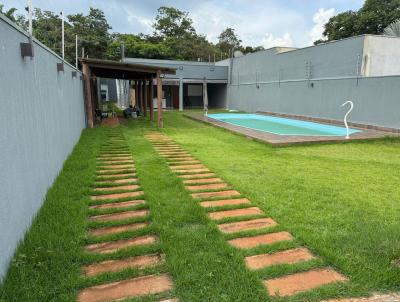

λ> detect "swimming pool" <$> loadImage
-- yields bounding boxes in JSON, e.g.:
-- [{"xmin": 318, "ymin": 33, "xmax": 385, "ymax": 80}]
[{"xmin": 207, "ymin": 113, "xmax": 361, "ymax": 137}]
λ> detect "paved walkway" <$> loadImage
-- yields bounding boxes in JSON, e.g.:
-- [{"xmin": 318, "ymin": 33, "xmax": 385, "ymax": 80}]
[
  {"xmin": 144, "ymin": 131, "xmax": 399, "ymax": 301},
  {"xmin": 77, "ymin": 131, "xmax": 178, "ymax": 302}
]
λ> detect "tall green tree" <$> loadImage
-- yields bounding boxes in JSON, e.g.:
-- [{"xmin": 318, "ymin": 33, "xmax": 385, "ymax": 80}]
[
  {"xmin": 217, "ymin": 27, "xmax": 242, "ymax": 56},
  {"xmin": 153, "ymin": 6, "xmax": 195, "ymax": 38},
  {"xmin": 107, "ymin": 33, "xmax": 172, "ymax": 60},
  {"xmin": 321, "ymin": 0, "xmax": 400, "ymax": 42},
  {"xmin": 68, "ymin": 8, "xmax": 111, "ymax": 60}
]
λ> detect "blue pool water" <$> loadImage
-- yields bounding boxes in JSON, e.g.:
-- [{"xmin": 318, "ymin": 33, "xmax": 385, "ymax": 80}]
[{"xmin": 207, "ymin": 113, "xmax": 361, "ymax": 136}]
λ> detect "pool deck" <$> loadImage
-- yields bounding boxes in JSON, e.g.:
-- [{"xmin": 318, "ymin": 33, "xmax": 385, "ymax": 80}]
[{"xmin": 185, "ymin": 113, "xmax": 398, "ymax": 147}]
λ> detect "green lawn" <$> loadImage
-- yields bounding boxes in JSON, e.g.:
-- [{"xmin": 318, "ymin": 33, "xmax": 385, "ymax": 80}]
[{"xmin": 1, "ymin": 111, "xmax": 399, "ymax": 302}]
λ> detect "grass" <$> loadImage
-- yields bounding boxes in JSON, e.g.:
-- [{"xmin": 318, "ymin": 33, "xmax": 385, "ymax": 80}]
[{"xmin": 1, "ymin": 111, "xmax": 399, "ymax": 301}]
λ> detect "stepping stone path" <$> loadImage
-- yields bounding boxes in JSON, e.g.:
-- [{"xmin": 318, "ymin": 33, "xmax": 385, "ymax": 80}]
[
  {"xmin": 77, "ymin": 131, "xmax": 178, "ymax": 302},
  {"xmin": 144, "ymin": 131, "xmax": 349, "ymax": 299}
]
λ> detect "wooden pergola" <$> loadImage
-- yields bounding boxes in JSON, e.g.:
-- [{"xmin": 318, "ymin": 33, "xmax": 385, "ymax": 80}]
[{"xmin": 80, "ymin": 58, "xmax": 176, "ymax": 128}]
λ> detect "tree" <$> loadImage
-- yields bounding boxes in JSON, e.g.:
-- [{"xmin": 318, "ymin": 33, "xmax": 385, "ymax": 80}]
[
  {"xmin": 153, "ymin": 6, "xmax": 195, "ymax": 38},
  {"xmin": 106, "ymin": 33, "xmax": 172, "ymax": 60},
  {"xmin": 384, "ymin": 19, "xmax": 400, "ymax": 36},
  {"xmin": 68, "ymin": 8, "xmax": 112, "ymax": 60},
  {"xmin": 321, "ymin": 0, "xmax": 400, "ymax": 42},
  {"xmin": 0, "ymin": 4, "xmax": 17, "ymax": 21},
  {"xmin": 217, "ymin": 27, "xmax": 242, "ymax": 55}
]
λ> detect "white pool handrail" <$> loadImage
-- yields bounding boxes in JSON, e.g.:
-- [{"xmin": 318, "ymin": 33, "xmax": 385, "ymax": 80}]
[{"xmin": 341, "ymin": 100, "xmax": 354, "ymax": 139}]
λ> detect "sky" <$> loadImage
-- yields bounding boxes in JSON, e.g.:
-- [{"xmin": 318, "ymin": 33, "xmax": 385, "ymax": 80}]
[{"xmin": 2, "ymin": 0, "xmax": 364, "ymax": 48}]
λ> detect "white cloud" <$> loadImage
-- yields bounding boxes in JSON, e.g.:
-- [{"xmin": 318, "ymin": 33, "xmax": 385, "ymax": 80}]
[
  {"xmin": 261, "ymin": 33, "xmax": 294, "ymax": 48},
  {"xmin": 308, "ymin": 8, "xmax": 335, "ymax": 44},
  {"xmin": 190, "ymin": 1, "xmax": 307, "ymax": 47}
]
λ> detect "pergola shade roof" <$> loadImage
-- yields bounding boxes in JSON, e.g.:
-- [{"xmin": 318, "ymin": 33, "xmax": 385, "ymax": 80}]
[{"xmin": 80, "ymin": 58, "xmax": 176, "ymax": 79}]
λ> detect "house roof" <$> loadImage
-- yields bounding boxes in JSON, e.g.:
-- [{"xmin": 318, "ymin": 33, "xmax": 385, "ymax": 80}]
[{"xmin": 80, "ymin": 58, "xmax": 176, "ymax": 79}]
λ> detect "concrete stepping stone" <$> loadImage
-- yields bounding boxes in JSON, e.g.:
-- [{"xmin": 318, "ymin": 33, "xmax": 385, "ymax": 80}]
[
  {"xmin": 175, "ymin": 168, "xmax": 210, "ymax": 174},
  {"xmin": 200, "ymin": 198, "xmax": 251, "ymax": 208},
  {"xmin": 94, "ymin": 184, "xmax": 140, "ymax": 192},
  {"xmin": 166, "ymin": 157, "xmax": 196, "ymax": 161},
  {"xmin": 323, "ymin": 293, "xmax": 400, "ymax": 302},
  {"xmin": 265, "ymin": 268, "xmax": 347, "ymax": 297},
  {"xmin": 94, "ymin": 185, "xmax": 140, "ymax": 192},
  {"xmin": 95, "ymin": 178, "xmax": 137, "ymax": 185},
  {"xmin": 191, "ymin": 190, "xmax": 240, "ymax": 199},
  {"xmin": 97, "ymin": 168, "xmax": 135, "ymax": 175},
  {"xmin": 98, "ymin": 161, "xmax": 134, "ymax": 166},
  {"xmin": 82, "ymin": 254, "xmax": 164, "ymax": 277},
  {"xmin": 169, "ymin": 160, "xmax": 201, "ymax": 165},
  {"xmin": 85, "ymin": 235, "xmax": 158, "ymax": 254},
  {"xmin": 218, "ymin": 218, "xmax": 278, "ymax": 233},
  {"xmin": 186, "ymin": 183, "xmax": 229, "ymax": 192},
  {"xmin": 159, "ymin": 299, "xmax": 180, "ymax": 302},
  {"xmin": 155, "ymin": 146, "xmax": 183, "ymax": 150},
  {"xmin": 170, "ymin": 164, "xmax": 206, "ymax": 171},
  {"xmin": 245, "ymin": 248, "xmax": 315, "ymax": 270},
  {"xmin": 89, "ymin": 209, "xmax": 149, "ymax": 222},
  {"xmin": 184, "ymin": 177, "xmax": 223, "ymax": 184},
  {"xmin": 208, "ymin": 207, "xmax": 263, "ymax": 220},
  {"xmin": 89, "ymin": 222, "xmax": 149, "ymax": 237},
  {"xmin": 100, "ymin": 152, "xmax": 130, "ymax": 155},
  {"xmin": 77, "ymin": 273, "xmax": 173, "ymax": 302},
  {"xmin": 178, "ymin": 173, "xmax": 216, "ymax": 179},
  {"xmin": 97, "ymin": 164, "xmax": 135, "ymax": 170},
  {"xmin": 89, "ymin": 200, "xmax": 145, "ymax": 210},
  {"xmin": 90, "ymin": 191, "xmax": 144, "ymax": 201},
  {"xmin": 228, "ymin": 231, "xmax": 293, "ymax": 249},
  {"xmin": 97, "ymin": 156, "xmax": 132, "ymax": 162},
  {"xmin": 96, "ymin": 173, "xmax": 136, "ymax": 179},
  {"xmin": 160, "ymin": 153, "xmax": 191, "ymax": 157}
]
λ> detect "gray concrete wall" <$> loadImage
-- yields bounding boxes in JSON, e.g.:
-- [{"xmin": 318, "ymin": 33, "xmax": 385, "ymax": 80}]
[
  {"xmin": 228, "ymin": 76, "xmax": 400, "ymax": 129},
  {"xmin": 125, "ymin": 57, "xmax": 228, "ymax": 81},
  {"xmin": 362, "ymin": 36, "xmax": 400, "ymax": 76},
  {"xmin": 0, "ymin": 15, "xmax": 86, "ymax": 280},
  {"xmin": 227, "ymin": 35, "xmax": 400, "ymax": 129}
]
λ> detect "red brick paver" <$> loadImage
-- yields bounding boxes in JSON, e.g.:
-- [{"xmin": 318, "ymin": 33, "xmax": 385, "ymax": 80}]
[
  {"xmin": 89, "ymin": 200, "xmax": 145, "ymax": 210},
  {"xmin": 200, "ymin": 198, "xmax": 251, "ymax": 208},
  {"xmin": 85, "ymin": 235, "xmax": 158, "ymax": 254},
  {"xmin": 77, "ymin": 274, "xmax": 173, "ymax": 302},
  {"xmin": 191, "ymin": 190, "xmax": 241, "ymax": 199},
  {"xmin": 245, "ymin": 248, "xmax": 315, "ymax": 270},
  {"xmin": 82, "ymin": 254, "xmax": 164, "ymax": 277},
  {"xmin": 265, "ymin": 268, "xmax": 347, "ymax": 297},
  {"xmin": 208, "ymin": 207, "xmax": 264, "ymax": 220},
  {"xmin": 88, "ymin": 222, "xmax": 149, "ymax": 237},
  {"xmin": 90, "ymin": 191, "xmax": 144, "ymax": 201},
  {"xmin": 89, "ymin": 209, "xmax": 149, "ymax": 222},
  {"xmin": 218, "ymin": 218, "xmax": 278, "ymax": 233},
  {"xmin": 228, "ymin": 232, "xmax": 293, "ymax": 249},
  {"xmin": 94, "ymin": 184, "xmax": 140, "ymax": 192}
]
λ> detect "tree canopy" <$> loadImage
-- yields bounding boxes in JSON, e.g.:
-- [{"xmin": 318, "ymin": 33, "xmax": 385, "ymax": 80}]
[
  {"xmin": 1, "ymin": 3, "xmax": 264, "ymax": 64},
  {"xmin": 319, "ymin": 0, "xmax": 400, "ymax": 43}
]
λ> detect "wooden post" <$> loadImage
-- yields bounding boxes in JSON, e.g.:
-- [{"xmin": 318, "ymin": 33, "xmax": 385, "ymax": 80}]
[
  {"xmin": 134, "ymin": 81, "xmax": 138, "ymax": 107},
  {"xmin": 143, "ymin": 79, "xmax": 147, "ymax": 117},
  {"xmin": 82, "ymin": 63, "xmax": 94, "ymax": 128},
  {"xmin": 139, "ymin": 80, "xmax": 144, "ymax": 115},
  {"xmin": 149, "ymin": 78, "xmax": 154, "ymax": 122},
  {"xmin": 156, "ymin": 70, "xmax": 163, "ymax": 128}
]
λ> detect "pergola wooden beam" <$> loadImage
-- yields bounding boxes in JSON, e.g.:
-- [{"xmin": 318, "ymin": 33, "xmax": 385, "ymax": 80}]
[
  {"xmin": 143, "ymin": 80, "xmax": 148, "ymax": 117},
  {"xmin": 82, "ymin": 62, "xmax": 94, "ymax": 128},
  {"xmin": 149, "ymin": 78, "xmax": 154, "ymax": 122},
  {"xmin": 79, "ymin": 59, "xmax": 174, "ymax": 128},
  {"xmin": 157, "ymin": 70, "xmax": 163, "ymax": 128}
]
